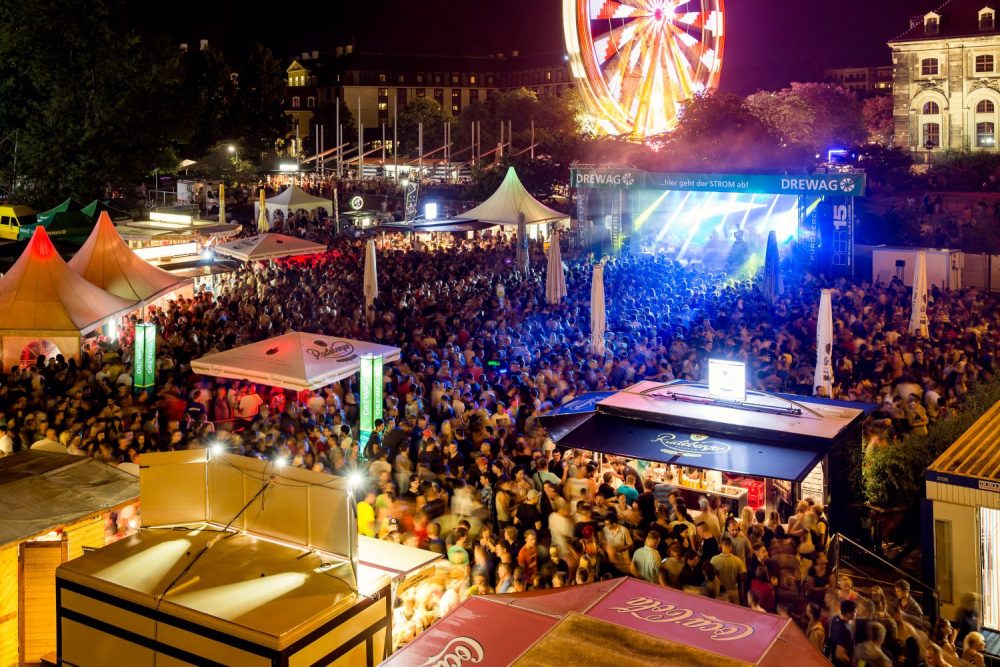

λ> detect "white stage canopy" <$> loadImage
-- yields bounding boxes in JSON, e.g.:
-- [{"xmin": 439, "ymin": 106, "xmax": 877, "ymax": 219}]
[
  {"xmin": 191, "ymin": 332, "xmax": 400, "ymax": 390},
  {"xmin": 254, "ymin": 185, "xmax": 333, "ymax": 224},
  {"xmin": 211, "ymin": 233, "xmax": 327, "ymax": 261},
  {"xmin": 456, "ymin": 166, "xmax": 570, "ymax": 227}
]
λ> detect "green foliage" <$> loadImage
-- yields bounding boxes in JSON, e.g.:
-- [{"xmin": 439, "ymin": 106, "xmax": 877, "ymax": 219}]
[
  {"xmin": 398, "ymin": 97, "xmax": 451, "ymax": 157},
  {"xmin": 862, "ymin": 377, "xmax": 1000, "ymax": 509},
  {"xmin": 227, "ymin": 43, "xmax": 289, "ymax": 159},
  {"xmin": 926, "ymin": 150, "xmax": 1000, "ymax": 191},
  {"xmin": 862, "ymin": 95, "xmax": 895, "ymax": 145},
  {"xmin": 0, "ymin": 0, "xmax": 188, "ymax": 204}
]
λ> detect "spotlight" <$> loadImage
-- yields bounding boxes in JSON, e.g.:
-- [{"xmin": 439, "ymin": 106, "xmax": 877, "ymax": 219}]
[
  {"xmin": 127, "ymin": 518, "xmax": 140, "ymax": 531},
  {"xmin": 348, "ymin": 471, "xmax": 364, "ymax": 491},
  {"xmin": 201, "ymin": 248, "xmax": 214, "ymax": 261},
  {"xmin": 210, "ymin": 443, "xmax": 224, "ymax": 457},
  {"xmin": 274, "ymin": 456, "xmax": 287, "ymax": 469}
]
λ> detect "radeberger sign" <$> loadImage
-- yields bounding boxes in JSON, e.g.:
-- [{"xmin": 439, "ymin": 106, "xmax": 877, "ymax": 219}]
[
  {"xmin": 570, "ymin": 168, "xmax": 866, "ymax": 197},
  {"xmin": 359, "ymin": 353, "xmax": 383, "ymax": 451},
  {"xmin": 134, "ymin": 323, "xmax": 157, "ymax": 390}
]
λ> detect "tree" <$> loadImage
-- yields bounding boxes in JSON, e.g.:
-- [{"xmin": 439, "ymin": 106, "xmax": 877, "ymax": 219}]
[
  {"xmin": 862, "ymin": 95, "xmax": 895, "ymax": 145},
  {"xmin": 744, "ymin": 90, "xmax": 816, "ymax": 147},
  {"xmin": 783, "ymin": 82, "xmax": 867, "ymax": 151},
  {"xmin": 0, "ymin": 0, "xmax": 189, "ymax": 204},
  {"xmin": 397, "ymin": 97, "xmax": 451, "ymax": 158},
  {"xmin": 178, "ymin": 45, "xmax": 237, "ymax": 158},
  {"xmin": 228, "ymin": 43, "xmax": 289, "ymax": 159}
]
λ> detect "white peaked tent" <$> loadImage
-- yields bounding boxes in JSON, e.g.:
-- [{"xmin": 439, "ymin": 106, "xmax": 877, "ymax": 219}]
[
  {"xmin": 211, "ymin": 234, "xmax": 328, "ymax": 262},
  {"xmin": 191, "ymin": 332, "xmax": 401, "ymax": 391},
  {"xmin": 254, "ymin": 185, "xmax": 333, "ymax": 225},
  {"xmin": 456, "ymin": 167, "xmax": 570, "ymax": 227},
  {"xmin": 0, "ymin": 227, "xmax": 138, "ymax": 368},
  {"xmin": 68, "ymin": 212, "xmax": 192, "ymax": 303},
  {"xmin": 590, "ymin": 262, "xmax": 606, "ymax": 355},
  {"xmin": 546, "ymin": 231, "xmax": 567, "ymax": 304},
  {"xmin": 363, "ymin": 239, "xmax": 378, "ymax": 322}
]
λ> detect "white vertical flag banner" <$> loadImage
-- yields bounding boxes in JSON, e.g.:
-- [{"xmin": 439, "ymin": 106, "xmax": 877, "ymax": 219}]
[
  {"xmin": 909, "ymin": 250, "xmax": 929, "ymax": 338},
  {"xmin": 545, "ymin": 231, "xmax": 566, "ymax": 305},
  {"xmin": 814, "ymin": 288, "xmax": 834, "ymax": 397},
  {"xmin": 591, "ymin": 261, "xmax": 606, "ymax": 356}
]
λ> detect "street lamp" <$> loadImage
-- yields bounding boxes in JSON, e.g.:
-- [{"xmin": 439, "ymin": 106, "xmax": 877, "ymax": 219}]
[{"xmin": 227, "ymin": 144, "xmax": 239, "ymax": 163}]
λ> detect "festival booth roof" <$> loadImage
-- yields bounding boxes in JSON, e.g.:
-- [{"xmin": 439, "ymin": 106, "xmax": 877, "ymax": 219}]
[
  {"xmin": 383, "ymin": 577, "xmax": 828, "ymax": 667},
  {"xmin": 68, "ymin": 212, "xmax": 192, "ymax": 303},
  {"xmin": 377, "ymin": 220, "xmax": 497, "ymax": 233},
  {"xmin": 191, "ymin": 332, "xmax": 401, "ymax": 391},
  {"xmin": 255, "ymin": 185, "xmax": 333, "ymax": 218},
  {"xmin": 0, "ymin": 226, "xmax": 138, "ymax": 336},
  {"xmin": 539, "ymin": 381, "xmax": 867, "ymax": 484},
  {"xmin": 36, "ymin": 198, "xmax": 84, "ymax": 224},
  {"xmin": 81, "ymin": 199, "xmax": 132, "ymax": 223},
  {"xmin": 211, "ymin": 233, "xmax": 328, "ymax": 261},
  {"xmin": 0, "ymin": 450, "xmax": 139, "ymax": 548},
  {"xmin": 456, "ymin": 166, "xmax": 569, "ymax": 226}
]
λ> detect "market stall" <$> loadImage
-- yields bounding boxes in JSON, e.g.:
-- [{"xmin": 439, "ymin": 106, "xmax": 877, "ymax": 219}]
[
  {"xmin": 541, "ymin": 379, "xmax": 867, "ymax": 525},
  {"xmin": 382, "ymin": 577, "xmax": 829, "ymax": 666},
  {"xmin": 0, "ymin": 451, "xmax": 139, "ymax": 665},
  {"xmin": 56, "ymin": 449, "xmax": 411, "ymax": 666},
  {"xmin": 455, "ymin": 166, "xmax": 569, "ymax": 240},
  {"xmin": 0, "ymin": 226, "xmax": 138, "ymax": 369},
  {"xmin": 255, "ymin": 185, "xmax": 333, "ymax": 228}
]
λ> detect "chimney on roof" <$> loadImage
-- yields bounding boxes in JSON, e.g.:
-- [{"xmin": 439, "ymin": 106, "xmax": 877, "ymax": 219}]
[
  {"xmin": 909, "ymin": 15, "xmax": 923, "ymax": 28},
  {"xmin": 336, "ymin": 46, "xmax": 343, "ymax": 57},
  {"xmin": 199, "ymin": 39, "xmax": 208, "ymax": 51}
]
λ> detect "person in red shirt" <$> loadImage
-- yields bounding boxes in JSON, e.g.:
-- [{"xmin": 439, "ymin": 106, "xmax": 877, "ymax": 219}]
[{"xmin": 517, "ymin": 530, "xmax": 539, "ymax": 582}]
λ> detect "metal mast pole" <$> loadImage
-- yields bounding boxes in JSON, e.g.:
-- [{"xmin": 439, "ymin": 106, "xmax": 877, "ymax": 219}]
[{"xmin": 358, "ymin": 97, "xmax": 363, "ymax": 183}]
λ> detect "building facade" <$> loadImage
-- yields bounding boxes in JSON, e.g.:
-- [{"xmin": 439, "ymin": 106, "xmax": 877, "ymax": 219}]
[
  {"xmin": 823, "ymin": 65, "xmax": 893, "ymax": 93},
  {"xmin": 889, "ymin": 0, "xmax": 1000, "ymax": 155},
  {"xmin": 283, "ymin": 47, "xmax": 572, "ymax": 145}
]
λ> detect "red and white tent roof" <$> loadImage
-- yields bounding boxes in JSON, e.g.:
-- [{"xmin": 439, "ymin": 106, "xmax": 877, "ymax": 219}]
[
  {"xmin": 0, "ymin": 227, "xmax": 138, "ymax": 336},
  {"xmin": 383, "ymin": 578, "xmax": 829, "ymax": 667},
  {"xmin": 68, "ymin": 212, "xmax": 192, "ymax": 303},
  {"xmin": 191, "ymin": 332, "xmax": 400, "ymax": 391},
  {"xmin": 211, "ymin": 233, "xmax": 328, "ymax": 261}
]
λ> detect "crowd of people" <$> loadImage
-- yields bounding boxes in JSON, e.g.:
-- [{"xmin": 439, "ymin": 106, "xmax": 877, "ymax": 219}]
[{"xmin": 0, "ymin": 218, "xmax": 995, "ymax": 663}]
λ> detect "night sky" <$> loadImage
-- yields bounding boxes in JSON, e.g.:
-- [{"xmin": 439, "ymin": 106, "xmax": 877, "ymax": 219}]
[{"xmin": 152, "ymin": 0, "xmax": 943, "ymax": 93}]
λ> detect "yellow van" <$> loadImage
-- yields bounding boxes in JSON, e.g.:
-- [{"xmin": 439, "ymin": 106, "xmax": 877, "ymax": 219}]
[{"xmin": 0, "ymin": 205, "xmax": 37, "ymax": 240}]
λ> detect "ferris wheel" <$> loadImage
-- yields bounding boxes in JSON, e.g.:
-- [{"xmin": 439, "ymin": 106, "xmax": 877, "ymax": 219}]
[{"xmin": 564, "ymin": 0, "xmax": 725, "ymax": 139}]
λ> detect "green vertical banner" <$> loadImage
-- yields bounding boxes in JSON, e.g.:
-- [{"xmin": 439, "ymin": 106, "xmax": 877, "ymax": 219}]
[
  {"xmin": 359, "ymin": 353, "xmax": 383, "ymax": 448},
  {"xmin": 134, "ymin": 323, "xmax": 157, "ymax": 390}
]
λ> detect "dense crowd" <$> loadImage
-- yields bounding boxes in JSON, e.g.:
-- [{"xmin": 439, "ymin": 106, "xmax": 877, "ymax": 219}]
[{"xmin": 0, "ymin": 221, "xmax": 994, "ymax": 664}]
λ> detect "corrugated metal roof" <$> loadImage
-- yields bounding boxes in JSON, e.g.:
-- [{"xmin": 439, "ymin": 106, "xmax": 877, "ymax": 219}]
[
  {"xmin": 0, "ymin": 451, "xmax": 139, "ymax": 546},
  {"xmin": 929, "ymin": 400, "xmax": 1000, "ymax": 482}
]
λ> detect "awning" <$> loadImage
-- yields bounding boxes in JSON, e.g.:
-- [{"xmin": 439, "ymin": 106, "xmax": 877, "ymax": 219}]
[
  {"xmin": 377, "ymin": 219, "xmax": 496, "ymax": 233},
  {"xmin": 548, "ymin": 413, "xmax": 827, "ymax": 483}
]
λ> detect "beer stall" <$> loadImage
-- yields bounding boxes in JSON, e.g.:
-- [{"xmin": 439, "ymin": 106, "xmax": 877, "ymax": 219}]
[
  {"xmin": 55, "ymin": 449, "xmax": 439, "ymax": 666},
  {"xmin": 543, "ymin": 369, "xmax": 867, "ymax": 526}
]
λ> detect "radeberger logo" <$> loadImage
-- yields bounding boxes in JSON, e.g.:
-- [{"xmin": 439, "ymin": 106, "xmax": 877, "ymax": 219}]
[
  {"xmin": 419, "ymin": 636, "xmax": 485, "ymax": 666},
  {"xmin": 652, "ymin": 432, "xmax": 731, "ymax": 457},
  {"xmin": 305, "ymin": 340, "xmax": 357, "ymax": 361}
]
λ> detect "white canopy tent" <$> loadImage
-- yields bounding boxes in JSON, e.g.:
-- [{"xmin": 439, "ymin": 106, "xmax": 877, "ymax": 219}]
[
  {"xmin": 456, "ymin": 167, "xmax": 569, "ymax": 235},
  {"xmin": 211, "ymin": 233, "xmax": 328, "ymax": 261},
  {"xmin": 254, "ymin": 185, "xmax": 333, "ymax": 226},
  {"xmin": 191, "ymin": 332, "xmax": 400, "ymax": 391}
]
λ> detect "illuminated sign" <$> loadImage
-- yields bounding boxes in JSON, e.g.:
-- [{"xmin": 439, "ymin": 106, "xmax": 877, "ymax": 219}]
[
  {"xmin": 652, "ymin": 433, "xmax": 731, "ymax": 458},
  {"xmin": 134, "ymin": 323, "xmax": 157, "ymax": 390},
  {"xmin": 350, "ymin": 196, "xmax": 364, "ymax": 211},
  {"xmin": 424, "ymin": 202, "xmax": 438, "ymax": 220},
  {"xmin": 359, "ymin": 353, "xmax": 383, "ymax": 449},
  {"xmin": 708, "ymin": 359, "xmax": 746, "ymax": 403},
  {"xmin": 570, "ymin": 169, "xmax": 867, "ymax": 197},
  {"xmin": 149, "ymin": 211, "xmax": 193, "ymax": 224},
  {"xmin": 278, "ymin": 162, "xmax": 299, "ymax": 172}
]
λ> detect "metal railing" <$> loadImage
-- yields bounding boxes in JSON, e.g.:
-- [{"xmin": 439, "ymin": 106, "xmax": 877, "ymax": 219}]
[{"xmin": 829, "ymin": 533, "xmax": 939, "ymax": 625}]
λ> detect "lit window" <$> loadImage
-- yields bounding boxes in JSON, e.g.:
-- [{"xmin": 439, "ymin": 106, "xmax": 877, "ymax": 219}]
[
  {"xmin": 546, "ymin": 71, "xmax": 552, "ymax": 81},
  {"xmin": 291, "ymin": 96, "xmax": 300, "ymax": 108},
  {"xmin": 923, "ymin": 122, "xmax": 941, "ymax": 147},
  {"xmin": 451, "ymin": 74, "xmax": 459, "ymax": 84},
  {"xmin": 378, "ymin": 102, "xmax": 388, "ymax": 111},
  {"xmin": 378, "ymin": 88, "xmax": 388, "ymax": 97},
  {"xmin": 470, "ymin": 75, "xmax": 477, "ymax": 84},
  {"xmin": 978, "ymin": 121, "xmax": 996, "ymax": 146},
  {"xmin": 977, "ymin": 55, "xmax": 995, "ymax": 72},
  {"xmin": 978, "ymin": 99, "xmax": 996, "ymax": 113},
  {"xmin": 379, "ymin": 73, "xmax": 386, "ymax": 83},
  {"xmin": 922, "ymin": 58, "xmax": 939, "ymax": 76},
  {"xmin": 416, "ymin": 88, "xmax": 425, "ymax": 97},
  {"xmin": 925, "ymin": 17, "xmax": 939, "ymax": 34},
  {"xmin": 923, "ymin": 101, "xmax": 940, "ymax": 114}
]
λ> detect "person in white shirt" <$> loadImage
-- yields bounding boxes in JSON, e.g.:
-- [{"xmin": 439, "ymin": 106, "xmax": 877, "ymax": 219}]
[{"xmin": 0, "ymin": 424, "xmax": 14, "ymax": 457}]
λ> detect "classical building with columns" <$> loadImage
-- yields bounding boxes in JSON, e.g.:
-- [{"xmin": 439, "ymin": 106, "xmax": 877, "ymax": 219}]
[{"xmin": 889, "ymin": 0, "xmax": 1000, "ymax": 155}]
